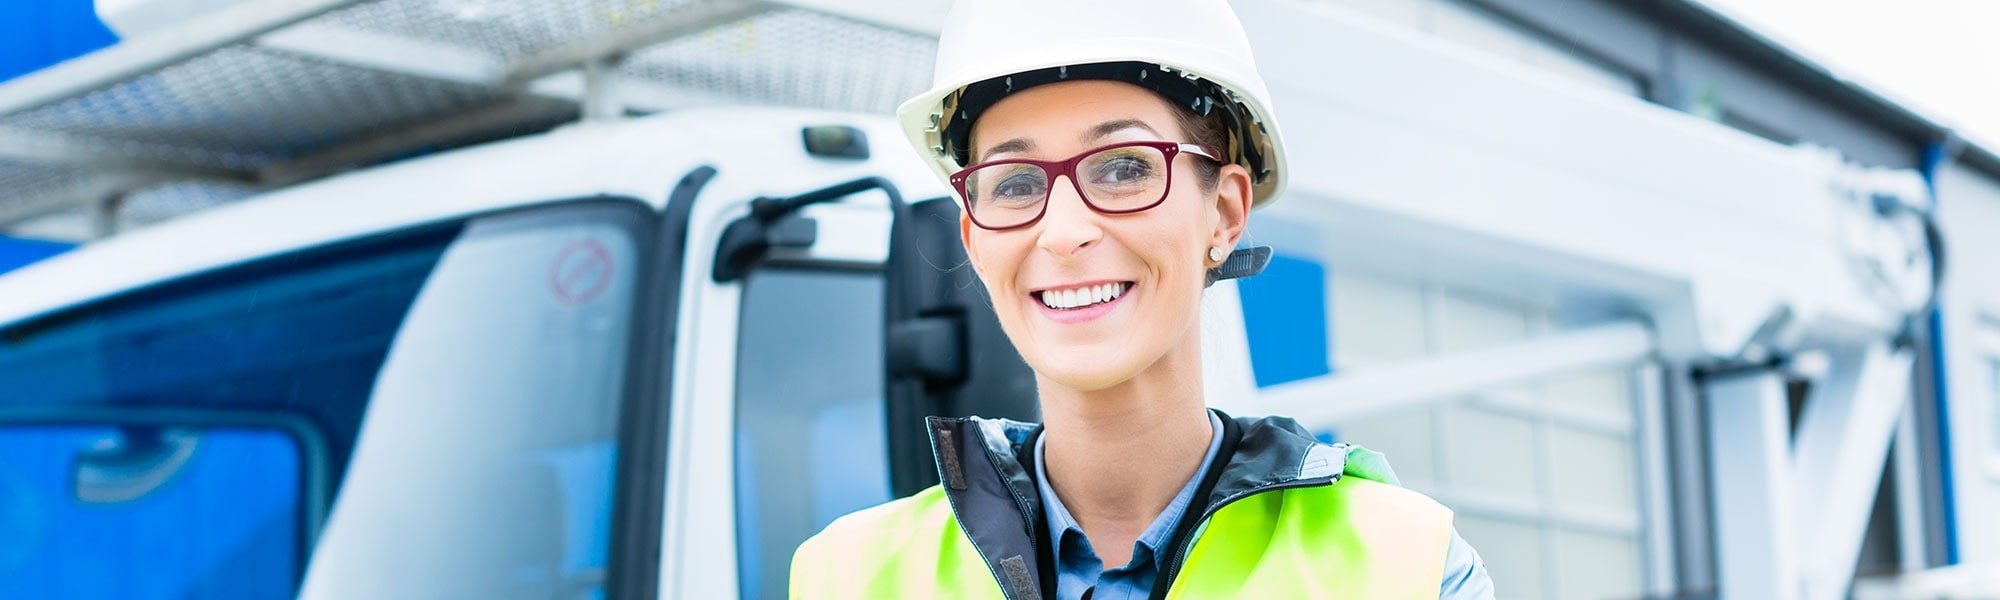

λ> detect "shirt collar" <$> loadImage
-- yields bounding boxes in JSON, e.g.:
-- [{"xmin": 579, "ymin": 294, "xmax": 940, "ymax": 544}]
[{"xmin": 1034, "ymin": 409, "xmax": 1226, "ymax": 572}]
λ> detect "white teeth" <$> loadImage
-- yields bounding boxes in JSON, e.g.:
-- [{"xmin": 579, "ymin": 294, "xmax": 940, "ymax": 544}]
[{"xmin": 1039, "ymin": 282, "xmax": 1130, "ymax": 310}]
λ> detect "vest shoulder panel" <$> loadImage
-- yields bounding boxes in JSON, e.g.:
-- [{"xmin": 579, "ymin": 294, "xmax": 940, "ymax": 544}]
[
  {"xmin": 1167, "ymin": 477, "xmax": 1455, "ymax": 599},
  {"xmin": 789, "ymin": 485, "xmax": 1005, "ymax": 600}
]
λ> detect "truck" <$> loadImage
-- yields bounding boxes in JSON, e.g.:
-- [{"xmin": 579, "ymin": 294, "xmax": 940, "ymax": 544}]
[{"xmin": 0, "ymin": 0, "xmax": 1969, "ymax": 598}]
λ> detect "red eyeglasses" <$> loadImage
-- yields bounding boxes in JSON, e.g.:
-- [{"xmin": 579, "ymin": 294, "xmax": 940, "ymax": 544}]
[{"xmin": 949, "ymin": 140, "xmax": 1222, "ymax": 231}]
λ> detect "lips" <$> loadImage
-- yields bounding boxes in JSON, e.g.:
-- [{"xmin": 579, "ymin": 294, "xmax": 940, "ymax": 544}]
[{"xmin": 1034, "ymin": 281, "xmax": 1133, "ymax": 310}]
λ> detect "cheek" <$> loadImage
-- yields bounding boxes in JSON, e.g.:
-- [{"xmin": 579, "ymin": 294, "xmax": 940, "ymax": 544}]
[
  {"xmin": 1164, "ymin": 201, "xmax": 1224, "ymax": 300},
  {"xmin": 966, "ymin": 233, "xmax": 1026, "ymax": 293},
  {"xmin": 1134, "ymin": 197, "xmax": 1213, "ymax": 273},
  {"xmin": 1114, "ymin": 214, "xmax": 1211, "ymax": 325}
]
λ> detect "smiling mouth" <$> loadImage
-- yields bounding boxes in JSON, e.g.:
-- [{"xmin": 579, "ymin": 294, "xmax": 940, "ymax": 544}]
[{"xmin": 1034, "ymin": 281, "xmax": 1134, "ymax": 310}]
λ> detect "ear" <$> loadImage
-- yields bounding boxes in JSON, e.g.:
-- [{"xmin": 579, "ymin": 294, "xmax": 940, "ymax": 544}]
[
  {"xmin": 959, "ymin": 208, "xmax": 984, "ymax": 277},
  {"xmin": 1208, "ymin": 164, "xmax": 1254, "ymax": 260}
]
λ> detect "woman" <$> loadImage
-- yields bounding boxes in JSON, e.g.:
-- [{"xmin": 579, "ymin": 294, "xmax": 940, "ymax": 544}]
[{"xmin": 793, "ymin": 1, "xmax": 1494, "ymax": 598}]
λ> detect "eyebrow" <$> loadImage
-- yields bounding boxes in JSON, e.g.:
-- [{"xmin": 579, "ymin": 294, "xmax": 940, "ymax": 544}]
[
  {"xmin": 1084, "ymin": 119, "xmax": 1159, "ymax": 142},
  {"xmin": 975, "ymin": 119, "xmax": 1163, "ymax": 162},
  {"xmin": 980, "ymin": 138, "xmax": 1033, "ymax": 161}
]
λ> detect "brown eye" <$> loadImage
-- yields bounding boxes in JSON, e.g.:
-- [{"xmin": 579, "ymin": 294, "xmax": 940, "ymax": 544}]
[
  {"xmin": 1091, "ymin": 157, "xmax": 1153, "ymax": 186},
  {"xmin": 993, "ymin": 173, "xmax": 1047, "ymax": 203}
]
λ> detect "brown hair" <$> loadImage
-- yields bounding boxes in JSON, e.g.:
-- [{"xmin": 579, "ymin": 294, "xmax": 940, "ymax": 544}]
[{"xmin": 1168, "ymin": 99, "xmax": 1229, "ymax": 191}]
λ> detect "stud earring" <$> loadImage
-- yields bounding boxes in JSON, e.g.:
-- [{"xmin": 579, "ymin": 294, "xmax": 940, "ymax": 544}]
[{"xmin": 1208, "ymin": 246, "xmax": 1225, "ymax": 262}]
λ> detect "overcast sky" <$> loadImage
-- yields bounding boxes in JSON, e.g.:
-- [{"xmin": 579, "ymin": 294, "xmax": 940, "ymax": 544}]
[{"xmin": 1694, "ymin": 0, "xmax": 2000, "ymax": 152}]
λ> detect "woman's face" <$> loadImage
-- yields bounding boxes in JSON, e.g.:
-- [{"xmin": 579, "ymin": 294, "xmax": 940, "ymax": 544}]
[{"xmin": 961, "ymin": 80, "xmax": 1252, "ymax": 392}]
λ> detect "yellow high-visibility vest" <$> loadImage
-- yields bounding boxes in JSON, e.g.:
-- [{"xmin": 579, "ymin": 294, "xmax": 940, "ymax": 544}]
[{"xmin": 791, "ymin": 467, "xmax": 1453, "ymax": 599}]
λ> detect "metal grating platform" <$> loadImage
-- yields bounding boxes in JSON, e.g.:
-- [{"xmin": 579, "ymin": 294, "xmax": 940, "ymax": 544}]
[
  {"xmin": 5, "ymin": 46, "xmax": 519, "ymax": 171},
  {"xmin": 0, "ymin": 0, "xmax": 941, "ymax": 240},
  {"xmin": 0, "ymin": 161, "xmax": 97, "ymax": 203},
  {"xmin": 620, "ymin": 8, "xmax": 935, "ymax": 114},
  {"xmin": 322, "ymin": 0, "xmax": 706, "ymax": 60}
]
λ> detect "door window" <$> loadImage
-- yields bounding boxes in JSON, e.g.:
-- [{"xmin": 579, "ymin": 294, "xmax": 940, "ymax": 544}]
[{"xmin": 732, "ymin": 267, "xmax": 892, "ymax": 600}]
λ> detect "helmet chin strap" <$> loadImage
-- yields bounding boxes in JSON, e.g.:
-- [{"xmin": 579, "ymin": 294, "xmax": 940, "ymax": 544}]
[{"xmin": 1205, "ymin": 246, "xmax": 1273, "ymax": 288}]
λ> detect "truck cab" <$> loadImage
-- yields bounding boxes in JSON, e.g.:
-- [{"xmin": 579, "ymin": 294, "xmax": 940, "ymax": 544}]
[{"xmin": 0, "ymin": 107, "xmax": 1166, "ymax": 599}]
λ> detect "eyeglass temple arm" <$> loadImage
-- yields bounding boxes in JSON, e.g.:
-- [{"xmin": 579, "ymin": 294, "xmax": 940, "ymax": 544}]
[
  {"xmin": 1205, "ymin": 246, "xmax": 1273, "ymax": 288},
  {"xmin": 1179, "ymin": 143, "xmax": 1222, "ymax": 161}
]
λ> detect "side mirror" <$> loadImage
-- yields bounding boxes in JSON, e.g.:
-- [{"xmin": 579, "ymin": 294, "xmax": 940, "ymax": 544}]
[{"xmin": 883, "ymin": 197, "xmax": 1037, "ymax": 497}]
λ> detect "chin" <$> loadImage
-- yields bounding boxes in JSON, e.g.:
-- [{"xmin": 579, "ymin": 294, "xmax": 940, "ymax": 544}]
[
  {"xmin": 1027, "ymin": 346, "xmax": 1148, "ymax": 392},
  {"xmin": 1034, "ymin": 368, "xmax": 1131, "ymax": 393}
]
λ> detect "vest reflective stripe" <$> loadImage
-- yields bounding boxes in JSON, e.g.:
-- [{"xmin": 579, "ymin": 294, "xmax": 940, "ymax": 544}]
[{"xmin": 791, "ymin": 476, "xmax": 1452, "ymax": 599}]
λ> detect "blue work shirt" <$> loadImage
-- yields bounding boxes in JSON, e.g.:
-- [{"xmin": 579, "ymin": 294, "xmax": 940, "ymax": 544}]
[{"xmin": 1033, "ymin": 410, "xmax": 1495, "ymax": 600}]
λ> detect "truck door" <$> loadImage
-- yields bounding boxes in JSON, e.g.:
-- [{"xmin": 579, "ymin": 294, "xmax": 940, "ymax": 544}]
[
  {"xmin": 659, "ymin": 175, "xmax": 904, "ymax": 600},
  {"xmin": 661, "ymin": 173, "xmax": 1034, "ymax": 600}
]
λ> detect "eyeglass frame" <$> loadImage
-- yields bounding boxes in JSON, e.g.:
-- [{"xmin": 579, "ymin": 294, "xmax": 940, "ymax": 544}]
[{"xmin": 948, "ymin": 140, "xmax": 1224, "ymax": 231}]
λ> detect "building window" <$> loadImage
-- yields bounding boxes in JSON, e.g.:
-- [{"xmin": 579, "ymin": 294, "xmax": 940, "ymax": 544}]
[
  {"xmin": 1990, "ymin": 357, "xmax": 2000, "ymax": 456},
  {"xmin": 1980, "ymin": 319, "xmax": 2000, "ymax": 457}
]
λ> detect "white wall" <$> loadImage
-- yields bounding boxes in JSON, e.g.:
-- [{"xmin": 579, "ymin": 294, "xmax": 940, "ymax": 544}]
[
  {"xmin": 1319, "ymin": 0, "xmax": 1642, "ymax": 97},
  {"xmin": 1320, "ymin": 267, "xmax": 1648, "ymax": 600}
]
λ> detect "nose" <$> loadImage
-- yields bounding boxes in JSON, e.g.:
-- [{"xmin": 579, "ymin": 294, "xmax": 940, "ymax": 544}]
[{"xmin": 1035, "ymin": 175, "xmax": 1102, "ymax": 260}]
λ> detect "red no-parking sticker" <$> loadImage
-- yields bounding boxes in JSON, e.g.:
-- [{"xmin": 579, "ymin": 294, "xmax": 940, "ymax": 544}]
[{"xmin": 549, "ymin": 239, "xmax": 614, "ymax": 306}]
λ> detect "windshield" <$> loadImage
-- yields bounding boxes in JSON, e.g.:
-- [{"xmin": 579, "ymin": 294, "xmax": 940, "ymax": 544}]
[{"xmin": 0, "ymin": 202, "xmax": 651, "ymax": 599}]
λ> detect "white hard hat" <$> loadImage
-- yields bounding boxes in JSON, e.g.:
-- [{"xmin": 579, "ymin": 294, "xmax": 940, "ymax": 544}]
[{"xmin": 896, "ymin": 0, "xmax": 1289, "ymax": 208}]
